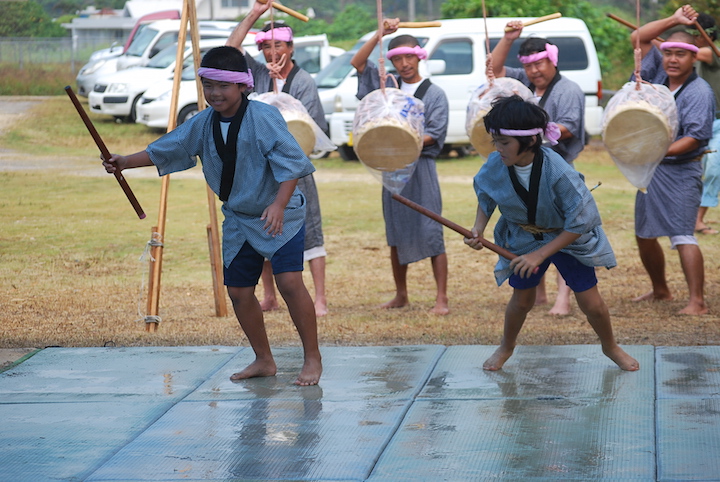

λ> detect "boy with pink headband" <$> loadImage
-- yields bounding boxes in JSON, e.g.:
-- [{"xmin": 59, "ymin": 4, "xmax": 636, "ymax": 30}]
[
  {"xmin": 102, "ymin": 46, "xmax": 323, "ymax": 385},
  {"xmin": 351, "ymin": 18, "xmax": 451, "ymax": 315},
  {"xmin": 490, "ymin": 24, "xmax": 587, "ymax": 316},
  {"xmin": 630, "ymin": 5, "xmax": 714, "ymax": 315},
  {"xmin": 226, "ymin": 0, "xmax": 330, "ymax": 317},
  {"xmin": 464, "ymin": 94, "xmax": 639, "ymax": 372}
]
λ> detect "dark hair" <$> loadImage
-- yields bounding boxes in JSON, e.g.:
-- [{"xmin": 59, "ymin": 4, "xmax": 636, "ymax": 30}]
[
  {"xmin": 693, "ymin": 13, "xmax": 717, "ymax": 41},
  {"xmin": 260, "ymin": 21, "xmax": 294, "ymax": 48},
  {"xmin": 388, "ymin": 34, "xmax": 420, "ymax": 50},
  {"xmin": 484, "ymin": 95, "xmax": 549, "ymax": 154},
  {"xmin": 200, "ymin": 46, "xmax": 248, "ymax": 72},
  {"xmin": 518, "ymin": 37, "xmax": 555, "ymax": 57}
]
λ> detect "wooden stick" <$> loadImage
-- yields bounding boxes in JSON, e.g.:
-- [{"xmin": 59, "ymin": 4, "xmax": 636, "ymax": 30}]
[
  {"xmin": 504, "ymin": 13, "xmax": 562, "ymax": 32},
  {"xmin": 64, "ymin": 86, "xmax": 146, "ymax": 220},
  {"xmin": 257, "ymin": 0, "xmax": 309, "ymax": 22},
  {"xmin": 396, "ymin": 21, "xmax": 442, "ymax": 28},
  {"xmin": 606, "ymin": 13, "xmax": 664, "ymax": 42},
  {"xmin": 391, "ymin": 193, "xmax": 517, "ymax": 261},
  {"xmin": 694, "ymin": 20, "xmax": 720, "ymax": 58}
]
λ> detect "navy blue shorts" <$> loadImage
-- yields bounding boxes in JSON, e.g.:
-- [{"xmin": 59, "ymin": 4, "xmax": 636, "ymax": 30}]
[
  {"xmin": 224, "ymin": 226, "xmax": 305, "ymax": 288},
  {"xmin": 509, "ymin": 251, "xmax": 597, "ymax": 293}
]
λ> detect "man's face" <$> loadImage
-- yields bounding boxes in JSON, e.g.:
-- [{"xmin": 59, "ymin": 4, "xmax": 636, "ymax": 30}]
[
  {"xmin": 260, "ymin": 40, "xmax": 293, "ymax": 64},
  {"xmin": 390, "ymin": 53, "xmax": 421, "ymax": 83},
  {"xmin": 521, "ymin": 56, "xmax": 557, "ymax": 91},
  {"xmin": 662, "ymin": 47, "xmax": 696, "ymax": 80}
]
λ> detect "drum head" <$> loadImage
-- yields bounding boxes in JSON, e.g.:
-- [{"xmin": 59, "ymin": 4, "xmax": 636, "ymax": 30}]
[
  {"xmin": 354, "ymin": 124, "xmax": 422, "ymax": 171},
  {"xmin": 604, "ymin": 105, "xmax": 671, "ymax": 166},
  {"xmin": 286, "ymin": 119, "xmax": 316, "ymax": 156},
  {"xmin": 469, "ymin": 110, "xmax": 494, "ymax": 158}
]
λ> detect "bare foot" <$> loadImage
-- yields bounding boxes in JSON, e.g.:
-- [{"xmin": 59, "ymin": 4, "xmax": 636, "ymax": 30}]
[
  {"xmin": 294, "ymin": 356, "xmax": 322, "ymax": 386},
  {"xmin": 430, "ymin": 297, "xmax": 450, "ymax": 315},
  {"xmin": 380, "ymin": 295, "xmax": 408, "ymax": 309},
  {"xmin": 602, "ymin": 345, "xmax": 639, "ymax": 371},
  {"xmin": 548, "ymin": 302, "xmax": 571, "ymax": 316},
  {"xmin": 483, "ymin": 345, "xmax": 514, "ymax": 371},
  {"xmin": 259, "ymin": 298, "xmax": 280, "ymax": 311},
  {"xmin": 230, "ymin": 358, "xmax": 277, "ymax": 381},
  {"xmin": 679, "ymin": 301, "xmax": 709, "ymax": 315},
  {"xmin": 632, "ymin": 290, "xmax": 672, "ymax": 302},
  {"xmin": 315, "ymin": 300, "xmax": 328, "ymax": 317}
]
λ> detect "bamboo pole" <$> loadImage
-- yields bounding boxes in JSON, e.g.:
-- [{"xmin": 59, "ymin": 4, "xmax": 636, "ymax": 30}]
[{"xmin": 504, "ymin": 13, "xmax": 562, "ymax": 32}]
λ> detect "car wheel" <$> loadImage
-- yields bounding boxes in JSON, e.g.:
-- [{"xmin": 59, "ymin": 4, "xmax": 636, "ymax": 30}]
[
  {"xmin": 127, "ymin": 94, "xmax": 142, "ymax": 123},
  {"xmin": 178, "ymin": 104, "xmax": 199, "ymax": 125},
  {"xmin": 338, "ymin": 144, "xmax": 358, "ymax": 161}
]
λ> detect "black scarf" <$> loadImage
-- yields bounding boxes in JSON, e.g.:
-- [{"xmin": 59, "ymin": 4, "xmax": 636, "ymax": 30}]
[
  {"xmin": 508, "ymin": 149, "xmax": 545, "ymax": 240},
  {"xmin": 212, "ymin": 95, "xmax": 248, "ymax": 202}
]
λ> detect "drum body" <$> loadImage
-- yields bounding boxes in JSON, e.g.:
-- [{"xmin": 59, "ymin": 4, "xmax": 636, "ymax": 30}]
[{"xmin": 466, "ymin": 78, "xmax": 535, "ymax": 158}]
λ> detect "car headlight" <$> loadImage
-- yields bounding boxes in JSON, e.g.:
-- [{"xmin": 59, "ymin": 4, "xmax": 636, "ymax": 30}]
[
  {"xmin": 333, "ymin": 94, "xmax": 343, "ymax": 113},
  {"xmin": 155, "ymin": 90, "xmax": 171, "ymax": 102},
  {"xmin": 107, "ymin": 83, "xmax": 129, "ymax": 94},
  {"xmin": 81, "ymin": 60, "xmax": 106, "ymax": 76}
]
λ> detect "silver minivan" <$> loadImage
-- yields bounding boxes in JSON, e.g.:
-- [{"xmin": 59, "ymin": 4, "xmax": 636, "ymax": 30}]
[{"xmin": 316, "ymin": 17, "xmax": 604, "ymax": 160}]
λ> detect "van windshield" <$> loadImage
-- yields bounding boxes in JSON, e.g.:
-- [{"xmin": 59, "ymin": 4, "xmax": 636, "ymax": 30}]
[
  {"xmin": 126, "ymin": 28, "xmax": 159, "ymax": 57},
  {"xmin": 488, "ymin": 37, "xmax": 589, "ymax": 71}
]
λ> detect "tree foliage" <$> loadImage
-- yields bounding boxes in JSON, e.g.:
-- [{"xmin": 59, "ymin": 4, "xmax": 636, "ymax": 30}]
[{"xmin": 0, "ymin": 0, "xmax": 68, "ymax": 37}]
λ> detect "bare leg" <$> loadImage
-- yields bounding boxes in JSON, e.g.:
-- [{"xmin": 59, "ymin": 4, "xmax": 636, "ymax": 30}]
[
  {"xmin": 380, "ymin": 246, "xmax": 409, "ymax": 309},
  {"xmin": 259, "ymin": 260, "xmax": 280, "ymax": 311},
  {"xmin": 227, "ymin": 285, "xmax": 277, "ymax": 381},
  {"xmin": 484, "ymin": 288, "xmax": 535, "ymax": 371},
  {"xmin": 633, "ymin": 236, "xmax": 673, "ymax": 302},
  {"xmin": 535, "ymin": 274, "xmax": 548, "ymax": 305},
  {"xmin": 430, "ymin": 253, "xmax": 450, "ymax": 315},
  {"xmin": 696, "ymin": 206, "xmax": 710, "ymax": 231},
  {"xmin": 308, "ymin": 256, "xmax": 328, "ymax": 317},
  {"xmin": 548, "ymin": 270, "xmax": 572, "ymax": 315},
  {"xmin": 676, "ymin": 243, "xmax": 709, "ymax": 315},
  {"xmin": 275, "ymin": 271, "xmax": 322, "ymax": 385},
  {"xmin": 574, "ymin": 286, "xmax": 639, "ymax": 371}
]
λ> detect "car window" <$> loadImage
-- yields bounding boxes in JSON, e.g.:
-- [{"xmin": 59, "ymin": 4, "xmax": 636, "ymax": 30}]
[
  {"xmin": 150, "ymin": 32, "xmax": 179, "ymax": 58},
  {"xmin": 126, "ymin": 28, "xmax": 159, "ymax": 57},
  {"xmin": 147, "ymin": 44, "xmax": 184, "ymax": 69},
  {"xmin": 488, "ymin": 36, "xmax": 589, "ymax": 71},
  {"xmin": 314, "ymin": 52, "xmax": 354, "ymax": 88},
  {"xmin": 295, "ymin": 44, "xmax": 321, "ymax": 74},
  {"xmin": 430, "ymin": 39, "xmax": 473, "ymax": 75}
]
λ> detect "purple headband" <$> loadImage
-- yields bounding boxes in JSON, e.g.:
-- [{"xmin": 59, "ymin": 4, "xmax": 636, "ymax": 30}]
[
  {"xmin": 660, "ymin": 41, "xmax": 699, "ymax": 53},
  {"xmin": 386, "ymin": 45, "xmax": 428, "ymax": 60},
  {"xmin": 197, "ymin": 67, "xmax": 254, "ymax": 88},
  {"xmin": 517, "ymin": 43, "xmax": 559, "ymax": 67},
  {"xmin": 493, "ymin": 122, "xmax": 561, "ymax": 146},
  {"xmin": 254, "ymin": 27, "xmax": 293, "ymax": 46}
]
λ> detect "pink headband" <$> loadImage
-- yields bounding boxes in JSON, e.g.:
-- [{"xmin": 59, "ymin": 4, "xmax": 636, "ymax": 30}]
[
  {"xmin": 254, "ymin": 27, "xmax": 293, "ymax": 46},
  {"xmin": 493, "ymin": 122, "xmax": 561, "ymax": 146},
  {"xmin": 197, "ymin": 67, "xmax": 254, "ymax": 88},
  {"xmin": 386, "ymin": 45, "xmax": 428, "ymax": 60},
  {"xmin": 660, "ymin": 41, "xmax": 699, "ymax": 53},
  {"xmin": 517, "ymin": 43, "xmax": 559, "ymax": 66}
]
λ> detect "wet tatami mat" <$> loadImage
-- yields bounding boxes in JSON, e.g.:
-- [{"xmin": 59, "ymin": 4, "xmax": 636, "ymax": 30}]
[{"xmin": 1, "ymin": 345, "xmax": 718, "ymax": 481}]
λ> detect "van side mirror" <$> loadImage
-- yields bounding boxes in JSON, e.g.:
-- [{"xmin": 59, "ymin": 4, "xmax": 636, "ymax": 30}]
[{"xmin": 426, "ymin": 59, "xmax": 446, "ymax": 75}]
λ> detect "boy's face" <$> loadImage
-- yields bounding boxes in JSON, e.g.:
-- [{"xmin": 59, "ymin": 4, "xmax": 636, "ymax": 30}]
[
  {"xmin": 390, "ymin": 52, "xmax": 422, "ymax": 83},
  {"xmin": 492, "ymin": 134, "xmax": 535, "ymax": 167},
  {"xmin": 201, "ymin": 78, "xmax": 247, "ymax": 118},
  {"xmin": 260, "ymin": 40, "xmax": 293, "ymax": 65}
]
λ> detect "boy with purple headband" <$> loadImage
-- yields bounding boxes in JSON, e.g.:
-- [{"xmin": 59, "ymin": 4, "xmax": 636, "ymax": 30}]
[
  {"xmin": 630, "ymin": 5, "xmax": 714, "ymax": 315},
  {"xmin": 490, "ymin": 22, "xmax": 586, "ymax": 316},
  {"xmin": 102, "ymin": 46, "xmax": 323, "ymax": 385},
  {"xmin": 464, "ymin": 95, "xmax": 639, "ymax": 372},
  {"xmin": 351, "ymin": 18, "xmax": 450, "ymax": 315}
]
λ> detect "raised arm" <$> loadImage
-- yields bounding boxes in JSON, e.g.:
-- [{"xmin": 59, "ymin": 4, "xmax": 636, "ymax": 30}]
[
  {"xmin": 490, "ymin": 20, "xmax": 523, "ymax": 78},
  {"xmin": 226, "ymin": 0, "xmax": 273, "ymax": 53},
  {"xmin": 630, "ymin": 5, "xmax": 697, "ymax": 57},
  {"xmin": 350, "ymin": 18, "xmax": 399, "ymax": 74}
]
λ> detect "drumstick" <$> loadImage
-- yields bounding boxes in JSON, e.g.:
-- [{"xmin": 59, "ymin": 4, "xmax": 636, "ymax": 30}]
[
  {"xmin": 606, "ymin": 13, "xmax": 664, "ymax": 42},
  {"xmin": 694, "ymin": 20, "xmax": 720, "ymax": 58},
  {"xmin": 391, "ymin": 193, "xmax": 517, "ymax": 261},
  {"xmin": 396, "ymin": 21, "xmax": 442, "ymax": 28},
  {"xmin": 257, "ymin": 0, "xmax": 309, "ymax": 22},
  {"xmin": 64, "ymin": 86, "xmax": 146, "ymax": 220},
  {"xmin": 504, "ymin": 13, "xmax": 562, "ymax": 32}
]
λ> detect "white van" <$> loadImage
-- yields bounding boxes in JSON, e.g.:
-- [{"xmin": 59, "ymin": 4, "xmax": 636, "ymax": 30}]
[{"xmin": 316, "ymin": 17, "xmax": 603, "ymax": 160}]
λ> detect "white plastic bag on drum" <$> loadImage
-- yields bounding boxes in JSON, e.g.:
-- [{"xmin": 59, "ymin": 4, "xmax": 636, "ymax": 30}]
[
  {"xmin": 352, "ymin": 88, "xmax": 425, "ymax": 194},
  {"xmin": 602, "ymin": 82, "xmax": 678, "ymax": 189},
  {"xmin": 466, "ymin": 78, "xmax": 535, "ymax": 158},
  {"xmin": 251, "ymin": 92, "xmax": 336, "ymax": 156}
]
